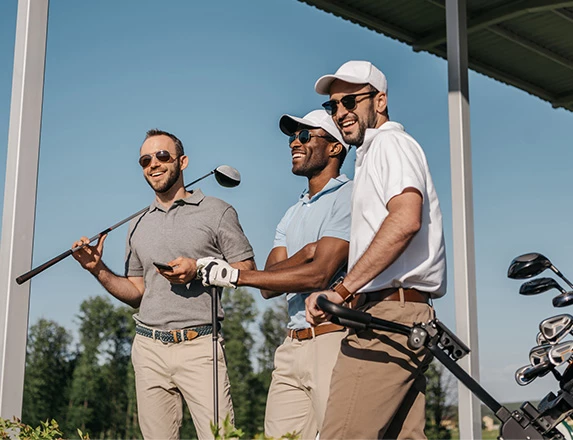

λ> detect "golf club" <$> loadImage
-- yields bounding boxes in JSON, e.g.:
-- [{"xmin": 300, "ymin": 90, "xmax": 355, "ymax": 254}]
[
  {"xmin": 519, "ymin": 277, "xmax": 568, "ymax": 296},
  {"xmin": 15, "ymin": 165, "xmax": 241, "ymax": 284},
  {"xmin": 529, "ymin": 344, "xmax": 552, "ymax": 366},
  {"xmin": 508, "ymin": 252, "xmax": 573, "ymax": 289},
  {"xmin": 554, "ymin": 292, "xmax": 573, "ymax": 308},
  {"xmin": 539, "ymin": 314, "xmax": 573, "ymax": 344},
  {"xmin": 549, "ymin": 341, "xmax": 573, "ymax": 366},
  {"xmin": 536, "ymin": 331, "xmax": 547, "ymax": 345},
  {"xmin": 515, "ymin": 362, "xmax": 552, "ymax": 386}
]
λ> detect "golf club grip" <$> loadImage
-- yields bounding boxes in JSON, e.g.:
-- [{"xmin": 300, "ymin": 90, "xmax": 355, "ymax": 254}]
[
  {"xmin": 317, "ymin": 295, "xmax": 372, "ymax": 325},
  {"xmin": 16, "ymin": 249, "xmax": 73, "ymax": 285}
]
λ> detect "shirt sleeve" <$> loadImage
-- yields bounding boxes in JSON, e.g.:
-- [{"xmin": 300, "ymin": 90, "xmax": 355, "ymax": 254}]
[
  {"xmin": 321, "ymin": 181, "xmax": 352, "ymax": 242},
  {"xmin": 272, "ymin": 208, "xmax": 292, "ymax": 248},
  {"xmin": 372, "ymin": 132, "xmax": 427, "ymax": 205},
  {"xmin": 216, "ymin": 206, "xmax": 255, "ymax": 263}
]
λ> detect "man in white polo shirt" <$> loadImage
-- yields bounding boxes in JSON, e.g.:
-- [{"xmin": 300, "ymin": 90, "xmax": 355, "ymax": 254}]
[
  {"xmin": 305, "ymin": 61, "xmax": 447, "ymax": 439},
  {"xmin": 197, "ymin": 110, "xmax": 352, "ymax": 439}
]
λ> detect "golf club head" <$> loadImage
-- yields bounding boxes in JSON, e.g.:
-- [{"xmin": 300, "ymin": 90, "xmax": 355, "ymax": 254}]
[
  {"xmin": 553, "ymin": 292, "xmax": 573, "ymax": 308},
  {"xmin": 519, "ymin": 277, "xmax": 564, "ymax": 296},
  {"xmin": 529, "ymin": 344, "xmax": 552, "ymax": 366},
  {"xmin": 214, "ymin": 165, "xmax": 241, "ymax": 188},
  {"xmin": 536, "ymin": 331, "xmax": 547, "ymax": 345},
  {"xmin": 515, "ymin": 362, "xmax": 551, "ymax": 386},
  {"xmin": 549, "ymin": 341, "xmax": 573, "ymax": 366},
  {"xmin": 539, "ymin": 314, "xmax": 573, "ymax": 343},
  {"xmin": 508, "ymin": 253, "xmax": 552, "ymax": 279}
]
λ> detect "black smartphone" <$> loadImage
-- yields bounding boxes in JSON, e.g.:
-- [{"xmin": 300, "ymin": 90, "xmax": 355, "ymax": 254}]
[{"xmin": 153, "ymin": 262, "xmax": 173, "ymax": 272}]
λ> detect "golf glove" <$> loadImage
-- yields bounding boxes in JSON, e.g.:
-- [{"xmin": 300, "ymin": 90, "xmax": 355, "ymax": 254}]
[{"xmin": 197, "ymin": 257, "xmax": 239, "ymax": 289}]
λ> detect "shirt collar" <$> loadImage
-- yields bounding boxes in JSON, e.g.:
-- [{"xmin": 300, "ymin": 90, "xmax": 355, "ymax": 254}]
[
  {"xmin": 300, "ymin": 174, "xmax": 350, "ymax": 204},
  {"xmin": 361, "ymin": 121, "xmax": 405, "ymax": 149},
  {"xmin": 149, "ymin": 189, "xmax": 206, "ymax": 212}
]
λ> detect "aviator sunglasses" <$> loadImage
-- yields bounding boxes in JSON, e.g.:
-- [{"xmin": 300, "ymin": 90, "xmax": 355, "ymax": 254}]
[
  {"xmin": 322, "ymin": 91, "xmax": 378, "ymax": 116},
  {"xmin": 289, "ymin": 129, "xmax": 332, "ymax": 145},
  {"xmin": 138, "ymin": 150, "xmax": 179, "ymax": 168}
]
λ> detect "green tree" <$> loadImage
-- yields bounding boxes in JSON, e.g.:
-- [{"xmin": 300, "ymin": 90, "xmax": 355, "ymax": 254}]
[
  {"xmin": 22, "ymin": 319, "xmax": 74, "ymax": 427},
  {"xmin": 257, "ymin": 299, "xmax": 288, "ymax": 389},
  {"xmin": 425, "ymin": 360, "xmax": 455, "ymax": 440}
]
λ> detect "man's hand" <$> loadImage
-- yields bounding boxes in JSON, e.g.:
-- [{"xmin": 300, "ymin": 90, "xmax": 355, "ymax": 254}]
[
  {"xmin": 156, "ymin": 257, "xmax": 197, "ymax": 284},
  {"xmin": 197, "ymin": 257, "xmax": 239, "ymax": 288},
  {"xmin": 305, "ymin": 289, "xmax": 345, "ymax": 326},
  {"xmin": 72, "ymin": 234, "xmax": 107, "ymax": 274}
]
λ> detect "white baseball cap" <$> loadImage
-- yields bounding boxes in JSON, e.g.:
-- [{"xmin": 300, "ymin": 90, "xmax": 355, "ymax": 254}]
[
  {"xmin": 314, "ymin": 60, "xmax": 388, "ymax": 95},
  {"xmin": 279, "ymin": 109, "xmax": 349, "ymax": 151}
]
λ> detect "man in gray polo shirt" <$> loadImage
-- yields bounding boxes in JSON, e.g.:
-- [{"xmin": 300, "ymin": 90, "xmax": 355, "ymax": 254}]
[
  {"xmin": 72, "ymin": 129, "xmax": 255, "ymax": 440},
  {"xmin": 197, "ymin": 110, "xmax": 352, "ymax": 439}
]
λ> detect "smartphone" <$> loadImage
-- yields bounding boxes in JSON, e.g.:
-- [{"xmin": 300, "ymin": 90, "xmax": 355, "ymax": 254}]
[{"xmin": 153, "ymin": 262, "xmax": 173, "ymax": 272}]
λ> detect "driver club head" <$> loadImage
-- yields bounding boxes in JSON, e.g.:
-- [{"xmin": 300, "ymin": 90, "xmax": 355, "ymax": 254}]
[
  {"xmin": 553, "ymin": 291, "xmax": 573, "ymax": 308},
  {"xmin": 214, "ymin": 165, "xmax": 241, "ymax": 188},
  {"xmin": 519, "ymin": 277, "xmax": 566, "ymax": 296},
  {"xmin": 549, "ymin": 341, "xmax": 573, "ymax": 366},
  {"xmin": 529, "ymin": 344, "xmax": 552, "ymax": 366},
  {"xmin": 539, "ymin": 314, "xmax": 573, "ymax": 343},
  {"xmin": 508, "ymin": 253, "xmax": 552, "ymax": 279}
]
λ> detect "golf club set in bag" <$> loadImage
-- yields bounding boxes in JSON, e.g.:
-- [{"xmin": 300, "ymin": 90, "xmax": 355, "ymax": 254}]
[
  {"xmin": 16, "ymin": 165, "xmax": 242, "ymax": 431},
  {"xmin": 313, "ymin": 252, "xmax": 573, "ymax": 439}
]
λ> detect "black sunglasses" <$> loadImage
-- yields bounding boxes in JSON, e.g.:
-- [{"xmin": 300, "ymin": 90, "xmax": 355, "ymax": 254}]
[
  {"xmin": 288, "ymin": 129, "xmax": 331, "ymax": 145},
  {"xmin": 138, "ymin": 150, "xmax": 179, "ymax": 168},
  {"xmin": 322, "ymin": 91, "xmax": 378, "ymax": 116}
]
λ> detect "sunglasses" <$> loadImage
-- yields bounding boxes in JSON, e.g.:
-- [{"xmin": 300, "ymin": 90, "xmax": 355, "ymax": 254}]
[
  {"xmin": 288, "ymin": 129, "xmax": 331, "ymax": 145},
  {"xmin": 322, "ymin": 91, "xmax": 378, "ymax": 116},
  {"xmin": 138, "ymin": 150, "xmax": 179, "ymax": 168}
]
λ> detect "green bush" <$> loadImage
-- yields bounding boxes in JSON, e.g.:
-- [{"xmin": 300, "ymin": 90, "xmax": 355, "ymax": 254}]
[{"xmin": 0, "ymin": 418, "xmax": 90, "ymax": 440}]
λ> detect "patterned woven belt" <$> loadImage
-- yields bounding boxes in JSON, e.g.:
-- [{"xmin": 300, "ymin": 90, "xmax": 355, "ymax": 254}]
[{"xmin": 135, "ymin": 324, "xmax": 214, "ymax": 343}]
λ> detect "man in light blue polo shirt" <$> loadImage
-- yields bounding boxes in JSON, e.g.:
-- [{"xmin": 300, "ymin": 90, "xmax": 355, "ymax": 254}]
[{"xmin": 197, "ymin": 109, "xmax": 352, "ymax": 439}]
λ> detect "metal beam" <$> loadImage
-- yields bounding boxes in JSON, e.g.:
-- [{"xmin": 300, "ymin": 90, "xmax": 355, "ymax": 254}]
[
  {"xmin": 300, "ymin": 0, "xmax": 417, "ymax": 43},
  {"xmin": 553, "ymin": 8, "xmax": 573, "ymax": 23},
  {"xmin": 552, "ymin": 91, "xmax": 573, "ymax": 106},
  {"xmin": 415, "ymin": 0, "xmax": 573, "ymax": 50},
  {"xmin": 0, "ymin": 0, "xmax": 48, "ymax": 419},
  {"xmin": 445, "ymin": 0, "xmax": 482, "ymax": 438}
]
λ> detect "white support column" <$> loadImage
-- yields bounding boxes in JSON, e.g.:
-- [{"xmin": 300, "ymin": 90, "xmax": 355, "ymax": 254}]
[
  {"xmin": 445, "ymin": 0, "xmax": 482, "ymax": 438},
  {"xmin": 0, "ymin": 0, "xmax": 49, "ymax": 419}
]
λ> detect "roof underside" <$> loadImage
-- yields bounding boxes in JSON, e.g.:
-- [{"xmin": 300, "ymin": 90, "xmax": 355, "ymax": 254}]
[{"xmin": 299, "ymin": 0, "xmax": 573, "ymax": 112}]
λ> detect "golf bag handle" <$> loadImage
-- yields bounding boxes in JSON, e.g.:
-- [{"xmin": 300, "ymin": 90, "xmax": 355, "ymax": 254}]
[{"xmin": 16, "ymin": 169, "xmax": 219, "ymax": 284}]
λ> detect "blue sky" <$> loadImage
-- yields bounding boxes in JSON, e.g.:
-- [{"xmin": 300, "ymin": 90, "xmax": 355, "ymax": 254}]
[{"xmin": 1, "ymin": 0, "xmax": 572, "ymax": 403}]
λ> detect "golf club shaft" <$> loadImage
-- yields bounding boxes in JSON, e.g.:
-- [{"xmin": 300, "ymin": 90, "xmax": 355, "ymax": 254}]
[
  {"xmin": 552, "ymin": 265, "xmax": 573, "ymax": 290},
  {"xmin": 211, "ymin": 285, "xmax": 219, "ymax": 432},
  {"xmin": 15, "ymin": 169, "xmax": 216, "ymax": 284}
]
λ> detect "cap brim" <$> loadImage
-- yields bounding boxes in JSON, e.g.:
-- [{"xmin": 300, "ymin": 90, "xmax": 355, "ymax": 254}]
[
  {"xmin": 279, "ymin": 114, "xmax": 319, "ymax": 136},
  {"xmin": 314, "ymin": 73, "xmax": 368, "ymax": 95}
]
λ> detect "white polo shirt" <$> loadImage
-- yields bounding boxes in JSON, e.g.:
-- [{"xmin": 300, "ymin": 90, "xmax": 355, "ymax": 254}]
[{"xmin": 350, "ymin": 121, "xmax": 447, "ymax": 298}]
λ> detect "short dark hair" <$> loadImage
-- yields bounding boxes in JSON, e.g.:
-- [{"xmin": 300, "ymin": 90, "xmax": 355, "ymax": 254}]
[{"xmin": 145, "ymin": 129, "xmax": 185, "ymax": 156}]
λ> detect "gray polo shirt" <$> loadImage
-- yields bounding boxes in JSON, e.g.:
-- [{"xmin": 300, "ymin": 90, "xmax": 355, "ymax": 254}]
[{"xmin": 125, "ymin": 189, "xmax": 254, "ymax": 329}]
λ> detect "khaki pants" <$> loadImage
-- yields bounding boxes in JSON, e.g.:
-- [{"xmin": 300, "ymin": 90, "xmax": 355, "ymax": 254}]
[
  {"xmin": 320, "ymin": 300, "xmax": 433, "ymax": 440},
  {"xmin": 131, "ymin": 333, "xmax": 234, "ymax": 440},
  {"xmin": 265, "ymin": 329, "xmax": 347, "ymax": 440}
]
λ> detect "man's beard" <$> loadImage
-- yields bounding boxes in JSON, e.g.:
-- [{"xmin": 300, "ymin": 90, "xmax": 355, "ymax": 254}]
[
  {"xmin": 341, "ymin": 101, "xmax": 377, "ymax": 147},
  {"xmin": 145, "ymin": 162, "xmax": 181, "ymax": 193}
]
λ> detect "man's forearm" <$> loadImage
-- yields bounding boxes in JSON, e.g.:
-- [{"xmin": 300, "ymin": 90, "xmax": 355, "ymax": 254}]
[{"xmin": 90, "ymin": 262, "xmax": 143, "ymax": 308}]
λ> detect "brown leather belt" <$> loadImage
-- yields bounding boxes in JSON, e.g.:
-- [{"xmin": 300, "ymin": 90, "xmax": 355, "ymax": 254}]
[
  {"xmin": 287, "ymin": 323, "xmax": 345, "ymax": 341},
  {"xmin": 363, "ymin": 288, "xmax": 430, "ymax": 304}
]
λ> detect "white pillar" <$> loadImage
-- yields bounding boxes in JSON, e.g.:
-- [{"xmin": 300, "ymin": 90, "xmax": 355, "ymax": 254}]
[
  {"xmin": 0, "ymin": 0, "xmax": 49, "ymax": 419},
  {"xmin": 445, "ymin": 0, "xmax": 482, "ymax": 438}
]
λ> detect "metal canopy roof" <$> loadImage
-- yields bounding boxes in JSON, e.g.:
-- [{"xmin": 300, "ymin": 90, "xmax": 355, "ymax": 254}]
[{"xmin": 299, "ymin": 0, "xmax": 573, "ymax": 112}]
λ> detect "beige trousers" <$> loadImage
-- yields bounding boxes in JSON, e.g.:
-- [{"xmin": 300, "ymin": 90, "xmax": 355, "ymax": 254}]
[
  {"xmin": 264, "ymin": 329, "xmax": 347, "ymax": 440},
  {"xmin": 320, "ymin": 300, "xmax": 433, "ymax": 440},
  {"xmin": 131, "ymin": 333, "xmax": 234, "ymax": 440}
]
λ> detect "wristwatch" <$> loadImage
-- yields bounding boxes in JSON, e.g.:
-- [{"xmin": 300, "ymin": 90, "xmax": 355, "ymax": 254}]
[{"xmin": 331, "ymin": 277, "xmax": 355, "ymax": 303}]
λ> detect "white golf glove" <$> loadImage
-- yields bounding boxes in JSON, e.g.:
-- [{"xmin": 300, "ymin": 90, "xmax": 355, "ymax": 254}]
[{"xmin": 196, "ymin": 257, "xmax": 239, "ymax": 289}]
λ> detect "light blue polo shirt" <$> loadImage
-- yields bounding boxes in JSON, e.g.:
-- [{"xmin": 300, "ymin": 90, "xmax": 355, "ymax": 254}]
[{"xmin": 273, "ymin": 175, "xmax": 353, "ymax": 330}]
